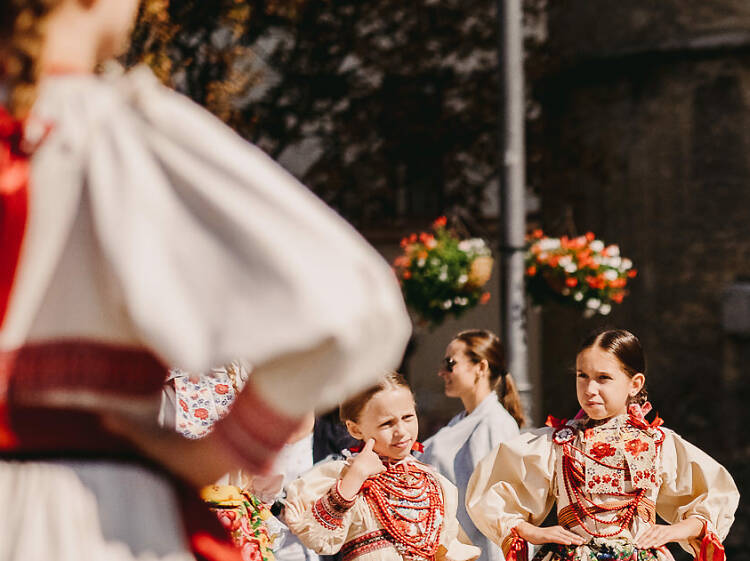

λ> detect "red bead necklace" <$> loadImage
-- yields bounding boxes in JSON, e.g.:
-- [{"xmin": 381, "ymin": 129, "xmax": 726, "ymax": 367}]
[
  {"xmin": 363, "ymin": 461, "xmax": 444, "ymax": 559},
  {"xmin": 561, "ymin": 442, "xmax": 645, "ymax": 538}
]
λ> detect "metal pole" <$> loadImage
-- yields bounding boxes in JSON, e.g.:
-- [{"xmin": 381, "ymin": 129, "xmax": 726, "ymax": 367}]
[{"xmin": 498, "ymin": 0, "xmax": 531, "ymax": 418}]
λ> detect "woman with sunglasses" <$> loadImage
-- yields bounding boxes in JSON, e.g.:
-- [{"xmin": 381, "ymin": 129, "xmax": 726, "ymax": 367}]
[{"xmin": 421, "ymin": 329, "xmax": 525, "ymax": 561}]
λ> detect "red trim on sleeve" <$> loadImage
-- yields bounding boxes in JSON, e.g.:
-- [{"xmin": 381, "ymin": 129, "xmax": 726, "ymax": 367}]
[{"xmin": 212, "ymin": 380, "xmax": 303, "ymax": 474}]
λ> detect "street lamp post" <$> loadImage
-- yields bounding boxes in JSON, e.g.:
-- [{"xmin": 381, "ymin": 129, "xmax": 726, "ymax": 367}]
[{"xmin": 497, "ymin": 0, "xmax": 531, "ymax": 417}]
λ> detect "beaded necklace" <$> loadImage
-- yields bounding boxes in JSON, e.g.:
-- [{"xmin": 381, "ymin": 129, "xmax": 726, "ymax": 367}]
[
  {"xmin": 554, "ymin": 414, "xmax": 662, "ymax": 539},
  {"xmin": 362, "ymin": 460, "xmax": 444, "ymax": 559}
]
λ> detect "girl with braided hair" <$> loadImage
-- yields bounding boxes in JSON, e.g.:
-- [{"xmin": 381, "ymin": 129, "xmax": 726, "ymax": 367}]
[
  {"xmin": 0, "ymin": 1, "xmax": 410, "ymax": 559},
  {"xmin": 467, "ymin": 329, "xmax": 739, "ymax": 561}
]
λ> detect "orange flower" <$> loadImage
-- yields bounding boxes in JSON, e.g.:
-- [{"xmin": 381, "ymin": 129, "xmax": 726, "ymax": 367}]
[
  {"xmin": 402, "ymin": 270, "xmax": 412, "ymax": 280},
  {"xmin": 611, "ymin": 291, "xmax": 625, "ymax": 303},
  {"xmin": 532, "ymin": 229, "xmax": 544, "ymax": 239},
  {"xmin": 611, "ymin": 277, "xmax": 627, "ymax": 288},
  {"xmin": 585, "ymin": 232, "xmax": 595, "ymax": 242},
  {"xmin": 548, "ymin": 256, "xmax": 560, "ymax": 268},
  {"xmin": 627, "ymin": 269, "xmax": 638, "ymax": 278},
  {"xmin": 393, "ymin": 255, "xmax": 411, "ymax": 268},
  {"xmin": 479, "ymin": 292, "xmax": 491, "ymax": 304},
  {"xmin": 433, "ymin": 216, "xmax": 447, "ymax": 229},
  {"xmin": 417, "ymin": 250, "xmax": 428, "ymax": 260},
  {"xmin": 565, "ymin": 277, "xmax": 578, "ymax": 287},
  {"xmin": 526, "ymin": 265, "xmax": 537, "ymax": 276},
  {"xmin": 409, "ymin": 233, "xmax": 417, "ymax": 243}
]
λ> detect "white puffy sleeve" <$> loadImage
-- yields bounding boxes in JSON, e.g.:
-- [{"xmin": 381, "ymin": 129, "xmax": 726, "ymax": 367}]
[
  {"xmin": 283, "ymin": 460, "xmax": 359, "ymax": 555},
  {"xmin": 466, "ymin": 428, "xmax": 556, "ymax": 553},
  {"xmin": 57, "ymin": 67, "xmax": 411, "ymax": 471},
  {"xmin": 656, "ymin": 429, "xmax": 739, "ymax": 555}
]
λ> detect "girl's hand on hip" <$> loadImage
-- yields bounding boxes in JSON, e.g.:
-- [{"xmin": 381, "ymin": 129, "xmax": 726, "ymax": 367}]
[
  {"xmin": 636, "ymin": 518, "xmax": 704, "ymax": 549},
  {"xmin": 515, "ymin": 522, "xmax": 586, "ymax": 546}
]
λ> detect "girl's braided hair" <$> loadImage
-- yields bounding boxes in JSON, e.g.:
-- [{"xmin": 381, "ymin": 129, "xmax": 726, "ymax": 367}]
[{"xmin": 1, "ymin": 1, "xmax": 58, "ymax": 118}]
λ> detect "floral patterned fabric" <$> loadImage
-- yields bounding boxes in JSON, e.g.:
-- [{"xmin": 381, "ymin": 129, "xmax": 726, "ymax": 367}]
[
  {"xmin": 533, "ymin": 539, "xmax": 663, "ymax": 561},
  {"xmin": 169, "ymin": 363, "xmax": 246, "ymax": 439}
]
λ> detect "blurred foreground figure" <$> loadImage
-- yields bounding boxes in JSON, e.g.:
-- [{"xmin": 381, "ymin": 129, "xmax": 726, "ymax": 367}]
[{"xmin": 0, "ymin": 1, "xmax": 410, "ymax": 559}]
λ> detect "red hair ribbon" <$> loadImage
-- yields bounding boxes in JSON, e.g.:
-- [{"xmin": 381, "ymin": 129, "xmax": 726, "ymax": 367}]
[
  {"xmin": 696, "ymin": 522, "xmax": 725, "ymax": 561},
  {"xmin": 545, "ymin": 415, "xmax": 568, "ymax": 429},
  {"xmin": 627, "ymin": 402, "xmax": 664, "ymax": 431}
]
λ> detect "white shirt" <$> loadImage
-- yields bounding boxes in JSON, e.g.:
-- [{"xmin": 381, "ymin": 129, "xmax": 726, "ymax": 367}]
[{"xmin": 421, "ymin": 393, "xmax": 520, "ymax": 561}]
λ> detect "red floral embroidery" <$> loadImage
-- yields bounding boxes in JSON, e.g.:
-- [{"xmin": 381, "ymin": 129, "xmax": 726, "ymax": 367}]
[
  {"xmin": 590, "ymin": 442, "xmax": 617, "ymax": 460},
  {"xmin": 625, "ymin": 438, "xmax": 649, "ymax": 458},
  {"xmin": 194, "ymin": 408, "xmax": 209, "ymax": 419},
  {"xmin": 215, "ymin": 384, "xmax": 229, "ymax": 395},
  {"xmin": 179, "ymin": 399, "xmax": 189, "ymax": 412}
]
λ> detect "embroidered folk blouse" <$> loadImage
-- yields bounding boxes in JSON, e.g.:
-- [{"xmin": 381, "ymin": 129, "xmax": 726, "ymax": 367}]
[
  {"xmin": 284, "ymin": 456, "xmax": 480, "ymax": 561},
  {"xmin": 466, "ymin": 413, "xmax": 738, "ymax": 560}
]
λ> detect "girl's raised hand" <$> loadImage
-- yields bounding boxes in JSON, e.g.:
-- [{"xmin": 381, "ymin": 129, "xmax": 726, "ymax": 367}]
[
  {"xmin": 339, "ymin": 439, "xmax": 386, "ymax": 499},
  {"xmin": 515, "ymin": 522, "xmax": 586, "ymax": 546}
]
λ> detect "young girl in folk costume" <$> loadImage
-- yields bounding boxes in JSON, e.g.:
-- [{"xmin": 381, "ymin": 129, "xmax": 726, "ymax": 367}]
[
  {"xmin": 421, "ymin": 330, "xmax": 523, "ymax": 561},
  {"xmin": 467, "ymin": 329, "xmax": 739, "ymax": 561},
  {"xmin": 0, "ymin": 1, "xmax": 410, "ymax": 559},
  {"xmin": 284, "ymin": 373, "xmax": 480, "ymax": 561}
]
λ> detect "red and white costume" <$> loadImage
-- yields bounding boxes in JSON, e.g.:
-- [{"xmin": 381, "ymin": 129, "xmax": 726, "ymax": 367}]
[
  {"xmin": 466, "ymin": 407, "xmax": 739, "ymax": 561},
  {"xmin": 284, "ymin": 455, "xmax": 480, "ymax": 561},
  {"xmin": 0, "ymin": 66, "xmax": 410, "ymax": 560}
]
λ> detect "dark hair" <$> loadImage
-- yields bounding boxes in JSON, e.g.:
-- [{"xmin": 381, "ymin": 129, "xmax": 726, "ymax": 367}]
[
  {"xmin": 339, "ymin": 372, "xmax": 413, "ymax": 424},
  {"xmin": 1, "ymin": 1, "xmax": 57, "ymax": 118},
  {"xmin": 453, "ymin": 329, "xmax": 526, "ymax": 427},
  {"xmin": 578, "ymin": 328, "xmax": 647, "ymax": 405}
]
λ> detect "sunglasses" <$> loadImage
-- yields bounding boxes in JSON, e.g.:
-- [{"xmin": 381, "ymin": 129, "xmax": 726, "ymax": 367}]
[{"xmin": 443, "ymin": 357, "xmax": 456, "ymax": 372}]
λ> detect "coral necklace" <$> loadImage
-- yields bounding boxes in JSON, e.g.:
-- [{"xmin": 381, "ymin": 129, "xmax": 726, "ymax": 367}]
[{"xmin": 363, "ymin": 460, "xmax": 444, "ymax": 559}]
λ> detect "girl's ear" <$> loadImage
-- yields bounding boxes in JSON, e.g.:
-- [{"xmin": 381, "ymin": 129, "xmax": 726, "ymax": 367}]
[
  {"xmin": 629, "ymin": 373, "xmax": 645, "ymax": 397},
  {"xmin": 345, "ymin": 419, "xmax": 364, "ymax": 441}
]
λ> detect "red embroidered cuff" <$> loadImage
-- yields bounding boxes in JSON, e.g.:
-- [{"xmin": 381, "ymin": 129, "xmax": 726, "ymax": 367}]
[
  {"xmin": 213, "ymin": 380, "xmax": 304, "ymax": 474},
  {"xmin": 501, "ymin": 528, "xmax": 528, "ymax": 561},
  {"xmin": 312, "ymin": 482, "xmax": 357, "ymax": 530}
]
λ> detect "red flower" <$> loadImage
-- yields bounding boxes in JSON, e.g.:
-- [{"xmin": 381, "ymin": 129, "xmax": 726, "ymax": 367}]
[
  {"xmin": 480, "ymin": 292, "xmax": 491, "ymax": 304},
  {"xmin": 179, "ymin": 399, "xmax": 189, "ymax": 412},
  {"xmin": 590, "ymin": 442, "xmax": 617, "ymax": 460},
  {"xmin": 565, "ymin": 277, "xmax": 578, "ymax": 287},
  {"xmin": 215, "ymin": 384, "xmax": 229, "ymax": 395},
  {"xmin": 627, "ymin": 269, "xmax": 638, "ymax": 278},
  {"xmin": 403, "ymin": 270, "xmax": 412, "ymax": 280},
  {"xmin": 526, "ymin": 265, "xmax": 537, "ymax": 276},
  {"xmin": 433, "ymin": 216, "xmax": 447, "ymax": 229},
  {"xmin": 625, "ymin": 438, "xmax": 649, "ymax": 458},
  {"xmin": 585, "ymin": 232, "xmax": 595, "ymax": 242},
  {"xmin": 194, "ymin": 408, "xmax": 209, "ymax": 420}
]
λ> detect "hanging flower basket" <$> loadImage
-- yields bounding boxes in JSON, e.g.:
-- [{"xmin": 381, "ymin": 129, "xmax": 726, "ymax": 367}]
[
  {"xmin": 393, "ymin": 216, "xmax": 493, "ymax": 327},
  {"xmin": 525, "ymin": 230, "xmax": 637, "ymax": 317}
]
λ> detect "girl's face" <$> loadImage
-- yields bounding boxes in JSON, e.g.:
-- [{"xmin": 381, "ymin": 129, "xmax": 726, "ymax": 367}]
[
  {"xmin": 346, "ymin": 387, "xmax": 418, "ymax": 460},
  {"xmin": 439, "ymin": 339, "xmax": 485, "ymax": 400},
  {"xmin": 576, "ymin": 346, "xmax": 645, "ymax": 420}
]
